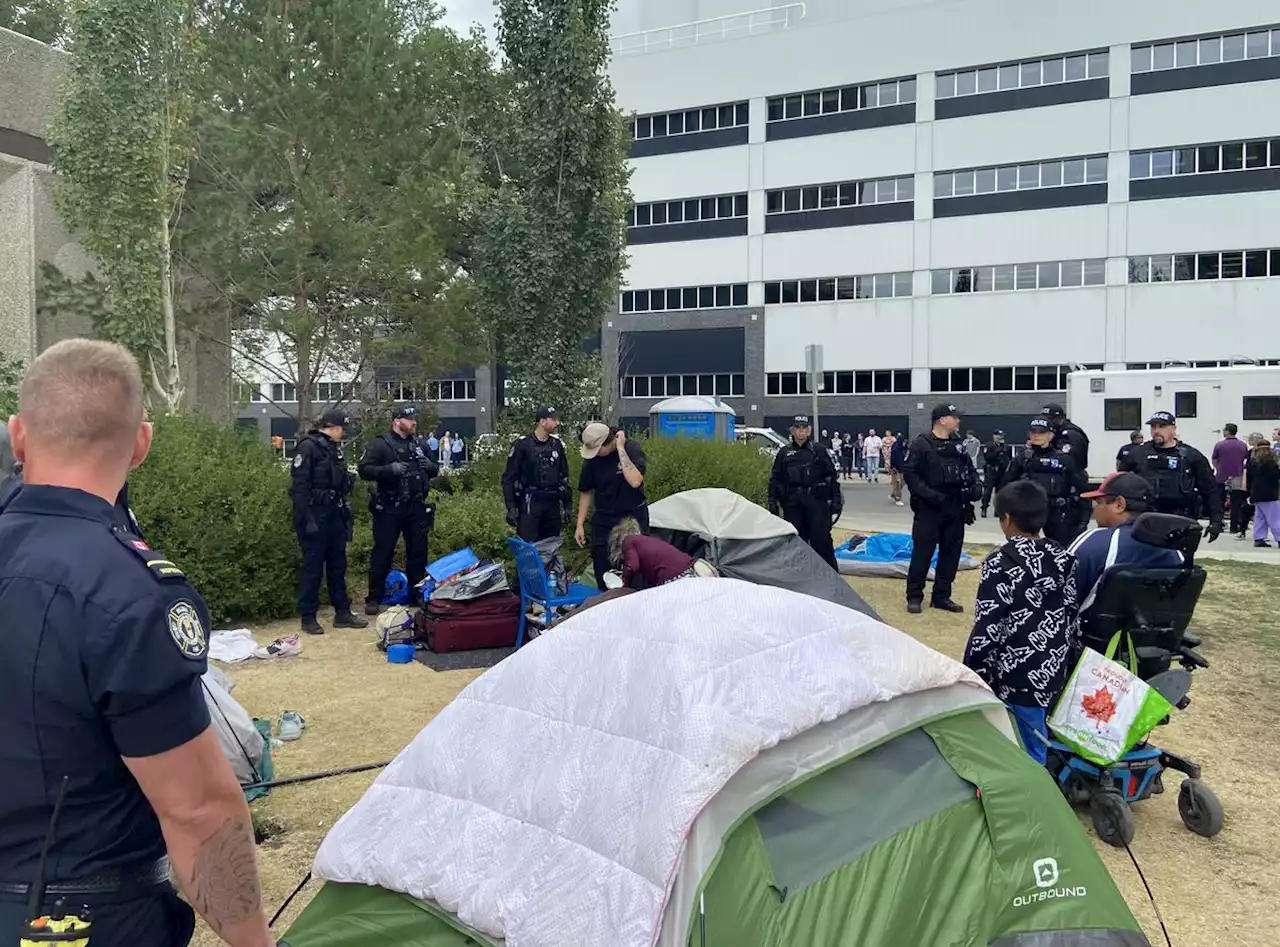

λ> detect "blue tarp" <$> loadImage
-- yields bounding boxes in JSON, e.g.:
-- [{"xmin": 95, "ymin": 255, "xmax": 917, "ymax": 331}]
[{"xmin": 835, "ymin": 532, "xmax": 976, "ymax": 577}]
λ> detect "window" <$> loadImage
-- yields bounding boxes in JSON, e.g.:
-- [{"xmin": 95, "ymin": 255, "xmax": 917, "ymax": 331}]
[
  {"xmin": 766, "ymin": 176, "xmax": 913, "ymax": 213},
  {"xmin": 1132, "ymin": 27, "xmax": 1280, "ymax": 73},
  {"xmin": 764, "ymin": 271, "xmax": 912, "ymax": 304},
  {"xmin": 1243, "ymin": 395, "xmax": 1280, "ymax": 420},
  {"xmin": 766, "ymin": 369, "xmax": 912, "ymax": 395},
  {"xmin": 1174, "ymin": 391, "xmax": 1198, "ymax": 418},
  {"xmin": 629, "ymin": 193, "xmax": 748, "ymax": 227},
  {"xmin": 633, "ymin": 101, "xmax": 748, "ymax": 139},
  {"xmin": 622, "ymin": 374, "xmax": 743, "ymax": 398},
  {"xmin": 1130, "ymin": 138, "xmax": 1279, "ymax": 180},
  {"xmin": 270, "ymin": 383, "xmax": 298, "ymax": 403},
  {"xmin": 931, "ymin": 365, "xmax": 1073, "ymax": 393},
  {"xmin": 768, "ymin": 76, "xmax": 916, "ymax": 122},
  {"xmin": 622, "ymin": 283, "xmax": 748, "ymax": 313},
  {"xmin": 936, "ymin": 155, "xmax": 1104, "ymax": 199},
  {"xmin": 1128, "ymin": 248, "xmax": 1280, "ymax": 283},
  {"xmin": 931, "ymin": 258, "xmax": 1104, "ymax": 294},
  {"xmin": 1104, "ymin": 398, "xmax": 1142, "ymax": 431},
  {"xmin": 235, "ymin": 383, "xmax": 264, "ymax": 404},
  {"xmin": 936, "ymin": 49, "xmax": 1107, "ymax": 99}
]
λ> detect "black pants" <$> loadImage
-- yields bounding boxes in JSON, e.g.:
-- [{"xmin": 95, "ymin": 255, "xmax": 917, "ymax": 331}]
[
  {"xmin": 589, "ymin": 506, "xmax": 649, "ymax": 590},
  {"xmin": 783, "ymin": 495, "xmax": 837, "ymax": 571},
  {"xmin": 981, "ymin": 468, "xmax": 1005, "ymax": 512},
  {"xmin": 906, "ymin": 505, "xmax": 966, "ymax": 603},
  {"xmin": 1043, "ymin": 504, "xmax": 1081, "ymax": 547},
  {"xmin": 841, "ymin": 454, "xmax": 853, "ymax": 477},
  {"xmin": 367, "ymin": 502, "xmax": 429, "ymax": 606},
  {"xmin": 0, "ymin": 888, "xmax": 194, "ymax": 947},
  {"xmin": 295, "ymin": 507, "xmax": 351, "ymax": 618},
  {"xmin": 1229, "ymin": 486, "xmax": 1251, "ymax": 534},
  {"xmin": 518, "ymin": 496, "xmax": 562, "ymax": 543}
]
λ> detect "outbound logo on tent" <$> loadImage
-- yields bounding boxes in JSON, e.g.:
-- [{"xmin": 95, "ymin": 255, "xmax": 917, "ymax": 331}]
[{"xmin": 1013, "ymin": 857, "xmax": 1087, "ymax": 908}]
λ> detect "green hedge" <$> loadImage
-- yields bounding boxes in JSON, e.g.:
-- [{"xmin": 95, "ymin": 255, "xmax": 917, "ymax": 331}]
[{"xmin": 128, "ymin": 417, "xmax": 773, "ymax": 625}]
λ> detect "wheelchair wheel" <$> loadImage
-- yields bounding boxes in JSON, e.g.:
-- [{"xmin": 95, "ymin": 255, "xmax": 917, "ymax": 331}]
[
  {"xmin": 1090, "ymin": 791, "xmax": 1135, "ymax": 847},
  {"xmin": 1178, "ymin": 778, "xmax": 1224, "ymax": 838}
]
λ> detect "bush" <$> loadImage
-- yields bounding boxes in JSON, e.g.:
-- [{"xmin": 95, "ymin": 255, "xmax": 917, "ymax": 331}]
[{"xmin": 129, "ymin": 416, "xmax": 774, "ymax": 624}]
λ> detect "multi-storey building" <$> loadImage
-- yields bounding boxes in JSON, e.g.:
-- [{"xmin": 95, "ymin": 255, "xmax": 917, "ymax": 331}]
[{"xmin": 603, "ymin": 0, "xmax": 1280, "ymax": 438}]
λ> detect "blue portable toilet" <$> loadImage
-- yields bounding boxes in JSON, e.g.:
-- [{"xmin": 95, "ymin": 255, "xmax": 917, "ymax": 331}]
[{"xmin": 648, "ymin": 396, "xmax": 737, "ymax": 441}]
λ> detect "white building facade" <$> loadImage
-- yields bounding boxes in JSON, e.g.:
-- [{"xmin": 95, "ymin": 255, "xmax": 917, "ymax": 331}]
[{"xmin": 602, "ymin": 0, "xmax": 1280, "ymax": 438}]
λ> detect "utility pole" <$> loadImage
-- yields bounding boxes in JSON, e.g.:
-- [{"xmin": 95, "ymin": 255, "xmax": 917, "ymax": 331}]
[{"xmin": 805, "ymin": 343, "xmax": 823, "ymax": 433}]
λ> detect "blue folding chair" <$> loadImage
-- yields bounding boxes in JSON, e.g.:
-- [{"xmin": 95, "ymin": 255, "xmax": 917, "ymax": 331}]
[{"xmin": 507, "ymin": 537, "xmax": 601, "ymax": 647}]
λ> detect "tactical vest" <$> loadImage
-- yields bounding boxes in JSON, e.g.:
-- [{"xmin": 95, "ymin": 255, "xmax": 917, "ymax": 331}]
[
  {"xmin": 930, "ymin": 438, "xmax": 974, "ymax": 492},
  {"xmin": 525, "ymin": 439, "xmax": 564, "ymax": 495},
  {"xmin": 1141, "ymin": 446, "xmax": 1193, "ymax": 502},
  {"xmin": 781, "ymin": 444, "xmax": 828, "ymax": 496},
  {"xmin": 1024, "ymin": 450, "xmax": 1070, "ymax": 499}
]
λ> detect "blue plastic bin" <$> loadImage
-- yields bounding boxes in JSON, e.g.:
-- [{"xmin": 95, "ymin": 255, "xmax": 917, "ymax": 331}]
[{"xmin": 386, "ymin": 643, "xmax": 415, "ymax": 664}]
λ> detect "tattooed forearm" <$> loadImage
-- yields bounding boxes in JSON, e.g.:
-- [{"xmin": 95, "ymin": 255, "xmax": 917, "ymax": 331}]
[{"xmin": 187, "ymin": 818, "xmax": 262, "ymax": 934}]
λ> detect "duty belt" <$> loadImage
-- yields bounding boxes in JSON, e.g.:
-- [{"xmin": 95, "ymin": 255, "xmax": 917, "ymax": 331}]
[{"xmin": 0, "ymin": 857, "xmax": 170, "ymax": 899}]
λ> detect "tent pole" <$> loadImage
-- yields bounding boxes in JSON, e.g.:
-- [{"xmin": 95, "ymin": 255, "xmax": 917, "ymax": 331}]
[{"xmin": 242, "ymin": 761, "xmax": 392, "ymax": 792}]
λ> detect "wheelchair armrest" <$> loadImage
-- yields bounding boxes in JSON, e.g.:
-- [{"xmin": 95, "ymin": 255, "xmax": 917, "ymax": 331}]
[
  {"xmin": 1178, "ymin": 646, "xmax": 1209, "ymax": 670},
  {"xmin": 1182, "ymin": 634, "xmax": 1202, "ymax": 649}
]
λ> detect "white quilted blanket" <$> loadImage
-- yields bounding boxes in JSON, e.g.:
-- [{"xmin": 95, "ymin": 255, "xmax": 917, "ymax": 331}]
[{"xmin": 313, "ymin": 579, "xmax": 987, "ymax": 947}]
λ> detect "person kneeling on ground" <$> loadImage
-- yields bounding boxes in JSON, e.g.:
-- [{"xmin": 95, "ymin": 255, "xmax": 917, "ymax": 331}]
[
  {"xmin": 964, "ymin": 480, "xmax": 1080, "ymax": 765},
  {"xmin": 608, "ymin": 517, "xmax": 718, "ymax": 589}
]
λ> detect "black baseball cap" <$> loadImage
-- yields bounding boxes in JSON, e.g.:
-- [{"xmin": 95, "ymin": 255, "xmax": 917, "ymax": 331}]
[
  {"xmin": 993, "ymin": 429, "xmax": 1005, "ymax": 436},
  {"xmin": 320, "ymin": 408, "xmax": 350, "ymax": 428},
  {"xmin": 1147, "ymin": 410, "xmax": 1176, "ymax": 425},
  {"xmin": 1042, "ymin": 403, "xmax": 1066, "ymax": 417},
  {"xmin": 1082, "ymin": 472, "xmax": 1153, "ymax": 502},
  {"xmin": 1029, "ymin": 417, "xmax": 1051, "ymax": 432},
  {"xmin": 931, "ymin": 403, "xmax": 960, "ymax": 423},
  {"xmin": 792, "ymin": 415, "xmax": 811, "ymax": 427},
  {"xmin": 393, "ymin": 405, "xmax": 417, "ymax": 420},
  {"xmin": 537, "ymin": 405, "xmax": 559, "ymax": 421}
]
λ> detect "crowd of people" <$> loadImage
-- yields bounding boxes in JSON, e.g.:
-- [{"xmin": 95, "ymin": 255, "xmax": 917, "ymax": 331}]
[{"xmin": 819, "ymin": 428, "xmax": 905, "ymax": 500}]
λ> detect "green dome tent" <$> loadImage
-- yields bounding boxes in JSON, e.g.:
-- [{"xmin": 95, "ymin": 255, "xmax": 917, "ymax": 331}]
[{"xmin": 281, "ymin": 580, "xmax": 1147, "ymax": 947}]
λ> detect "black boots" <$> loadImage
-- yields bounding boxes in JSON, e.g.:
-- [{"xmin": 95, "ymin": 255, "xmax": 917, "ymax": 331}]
[
  {"xmin": 301, "ymin": 616, "xmax": 324, "ymax": 636},
  {"xmin": 931, "ymin": 599, "xmax": 964, "ymax": 613},
  {"xmin": 333, "ymin": 610, "xmax": 369, "ymax": 629}
]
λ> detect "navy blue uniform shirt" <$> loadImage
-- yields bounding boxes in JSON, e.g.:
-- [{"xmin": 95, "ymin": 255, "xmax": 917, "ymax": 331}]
[{"xmin": 0, "ymin": 485, "xmax": 211, "ymax": 883}]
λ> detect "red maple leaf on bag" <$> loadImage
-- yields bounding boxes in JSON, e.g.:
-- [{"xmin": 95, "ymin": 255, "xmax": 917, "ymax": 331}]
[{"xmin": 1081, "ymin": 686, "xmax": 1118, "ymax": 727}]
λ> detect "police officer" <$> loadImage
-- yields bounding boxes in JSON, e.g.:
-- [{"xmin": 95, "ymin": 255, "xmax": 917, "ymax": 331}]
[
  {"xmin": 1041, "ymin": 402, "xmax": 1090, "ymax": 472},
  {"xmin": 0, "ymin": 339, "xmax": 273, "ymax": 947},
  {"xmin": 291, "ymin": 408, "xmax": 367, "ymax": 636},
  {"xmin": 1001, "ymin": 418, "xmax": 1089, "ymax": 545},
  {"xmin": 979, "ymin": 429, "xmax": 1011, "ymax": 518},
  {"xmin": 1119, "ymin": 410, "xmax": 1223, "ymax": 540},
  {"xmin": 768, "ymin": 415, "xmax": 842, "ymax": 570},
  {"xmin": 358, "ymin": 405, "xmax": 440, "ymax": 612},
  {"xmin": 902, "ymin": 403, "xmax": 981, "ymax": 614},
  {"xmin": 502, "ymin": 405, "xmax": 570, "ymax": 542},
  {"xmin": 1116, "ymin": 431, "xmax": 1143, "ymax": 471}
]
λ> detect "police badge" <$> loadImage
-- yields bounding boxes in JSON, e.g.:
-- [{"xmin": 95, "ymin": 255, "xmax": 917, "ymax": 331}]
[{"xmin": 168, "ymin": 600, "xmax": 207, "ymax": 660}]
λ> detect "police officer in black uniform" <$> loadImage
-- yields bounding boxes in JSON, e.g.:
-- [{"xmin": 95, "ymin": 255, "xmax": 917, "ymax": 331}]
[
  {"xmin": 902, "ymin": 403, "xmax": 981, "ymax": 614},
  {"xmin": 502, "ymin": 406, "xmax": 571, "ymax": 542},
  {"xmin": 1115, "ymin": 431, "xmax": 1143, "ymax": 471},
  {"xmin": 0, "ymin": 339, "xmax": 273, "ymax": 947},
  {"xmin": 979, "ymin": 430, "xmax": 1011, "ymax": 518},
  {"xmin": 358, "ymin": 405, "xmax": 440, "ymax": 612},
  {"xmin": 1001, "ymin": 417, "xmax": 1089, "ymax": 545},
  {"xmin": 291, "ymin": 408, "xmax": 367, "ymax": 635},
  {"xmin": 768, "ymin": 415, "xmax": 842, "ymax": 570},
  {"xmin": 1119, "ymin": 410, "xmax": 1223, "ymax": 540},
  {"xmin": 1041, "ymin": 402, "xmax": 1091, "ymax": 472}
]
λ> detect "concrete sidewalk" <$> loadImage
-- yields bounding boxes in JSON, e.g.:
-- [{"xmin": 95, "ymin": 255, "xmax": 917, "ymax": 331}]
[{"xmin": 835, "ymin": 479, "xmax": 1278, "ymax": 565}]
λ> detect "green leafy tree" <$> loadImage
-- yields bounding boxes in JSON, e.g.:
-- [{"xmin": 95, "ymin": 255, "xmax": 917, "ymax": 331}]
[
  {"xmin": 49, "ymin": 0, "xmax": 197, "ymax": 413},
  {"xmin": 183, "ymin": 0, "xmax": 488, "ymax": 427},
  {"xmin": 0, "ymin": 0, "xmax": 68, "ymax": 45},
  {"xmin": 0, "ymin": 357, "xmax": 21, "ymax": 418},
  {"xmin": 473, "ymin": 0, "xmax": 631, "ymax": 432}
]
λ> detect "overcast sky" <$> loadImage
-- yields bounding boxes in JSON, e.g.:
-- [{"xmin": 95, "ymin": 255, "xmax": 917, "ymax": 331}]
[{"xmin": 438, "ymin": 0, "xmax": 499, "ymax": 35}]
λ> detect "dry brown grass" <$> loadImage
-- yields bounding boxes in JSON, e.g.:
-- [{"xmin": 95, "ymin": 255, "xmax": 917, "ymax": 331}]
[{"xmin": 193, "ymin": 553, "xmax": 1279, "ymax": 947}]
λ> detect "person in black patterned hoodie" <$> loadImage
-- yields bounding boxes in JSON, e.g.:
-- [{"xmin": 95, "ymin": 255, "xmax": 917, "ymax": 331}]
[{"xmin": 964, "ymin": 479, "xmax": 1080, "ymax": 764}]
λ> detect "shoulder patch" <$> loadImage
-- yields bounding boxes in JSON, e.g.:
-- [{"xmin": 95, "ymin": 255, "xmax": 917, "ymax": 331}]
[
  {"xmin": 167, "ymin": 600, "xmax": 207, "ymax": 660},
  {"xmin": 293, "ymin": 453, "xmax": 304, "ymax": 468},
  {"xmin": 112, "ymin": 528, "xmax": 187, "ymax": 582}
]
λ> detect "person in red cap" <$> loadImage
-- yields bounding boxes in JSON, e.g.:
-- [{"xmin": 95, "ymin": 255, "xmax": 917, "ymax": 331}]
[{"xmin": 1067, "ymin": 472, "xmax": 1183, "ymax": 611}]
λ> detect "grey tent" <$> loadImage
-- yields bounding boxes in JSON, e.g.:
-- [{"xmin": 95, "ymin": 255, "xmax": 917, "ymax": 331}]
[{"xmin": 649, "ymin": 488, "xmax": 879, "ymax": 620}]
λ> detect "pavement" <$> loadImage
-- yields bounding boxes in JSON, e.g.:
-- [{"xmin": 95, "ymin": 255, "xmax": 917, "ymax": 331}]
[{"xmin": 834, "ymin": 477, "xmax": 1279, "ymax": 565}]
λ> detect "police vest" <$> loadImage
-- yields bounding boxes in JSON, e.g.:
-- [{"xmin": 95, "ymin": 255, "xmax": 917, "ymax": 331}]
[
  {"xmin": 926, "ymin": 438, "xmax": 975, "ymax": 492},
  {"xmin": 780, "ymin": 444, "xmax": 828, "ymax": 495},
  {"xmin": 522, "ymin": 438, "xmax": 564, "ymax": 495},
  {"xmin": 376, "ymin": 434, "xmax": 430, "ymax": 503},
  {"xmin": 303, "ymin": 434, "xmax": 351, "ymax": 498},
  {"xmin": 1023, "ymin": 450, "xmax": 1071, "ymax": 499},
  {"xmin": 1140, "ymin": 446, "xmax": 1193, "ymax": 501}
]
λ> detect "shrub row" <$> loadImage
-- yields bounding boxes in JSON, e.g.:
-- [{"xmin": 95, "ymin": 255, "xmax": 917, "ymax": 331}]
[{"xmin": 129, "ymin": 415, "xmax": 773, "ymax": 624}]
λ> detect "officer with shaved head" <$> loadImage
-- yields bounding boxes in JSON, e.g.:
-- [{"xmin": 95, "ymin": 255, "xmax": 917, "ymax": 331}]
[{"xmin": 0, "ymin": 340, "xmax": 273, "ymax": 947}]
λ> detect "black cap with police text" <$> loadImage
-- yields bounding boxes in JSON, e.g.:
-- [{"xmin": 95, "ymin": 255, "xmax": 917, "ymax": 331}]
[
  {"xmin": 320, "ymin": 408, "xmax": 350, "ymax": 429},
  {"xmin": 1029, "ymin": 417, "xmax": 1052, "ymax": 432},
  {"xmin": 1147, "ymin": 410, "xmax": 1176, "ymax": 426},
  {"xmin": 931, "ymin": 403, "xmax": 960, "ymax": 423},
  {"xmin": 537, "ymin": 405, "xmax": 559, "ymax": 421},
  {"xmin": 792, "ymin": 415, "xmax": 811, "ymax": 427},
  {"xmin": 393, "ymin": 405, "xmax": 417, "ymax": 420},
  {"xmin": 1042, "ymin": 403, "xmax": 1066, "ymax": 417}
]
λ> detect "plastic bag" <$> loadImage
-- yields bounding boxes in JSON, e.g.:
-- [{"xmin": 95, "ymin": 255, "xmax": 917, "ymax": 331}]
[
  {"xmin": 377, "ymin": 605, "xmax": 417, "ymax": 651},
  {"xmin": 430, "ymin": 561, "xmax": 511, "ymax": 601},
  {"xmin": 534, "ymin": 536, "xmax": 568, "ymax": 595},
  {"xmin": 1048, "ymin": 634, "xmax": 1173, "ymax": 766}
]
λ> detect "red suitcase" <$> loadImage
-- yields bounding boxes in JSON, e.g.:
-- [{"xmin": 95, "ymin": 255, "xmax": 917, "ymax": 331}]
[{"xmin": 419, "ymin": 593, "xmax": 521, "ymax": 652}]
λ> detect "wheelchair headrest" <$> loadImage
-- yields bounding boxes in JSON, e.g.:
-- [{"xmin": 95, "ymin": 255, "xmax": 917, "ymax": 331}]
[{"xmin": 1131, "ymin": 512, "xmax": 1202, "ymax": 556}]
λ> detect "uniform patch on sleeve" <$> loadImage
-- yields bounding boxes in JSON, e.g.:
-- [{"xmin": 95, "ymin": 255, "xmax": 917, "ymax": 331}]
[
  {"xmin": 294, "ymin": 454, "xmax": 305, "ymax": 468},
  {"xmin": 168, "ymin": 600, "xmax": 208, "ymax": 660},
  {"xmin": 111, "ymin": 528, "xmax": 187, "ymax": 582}
]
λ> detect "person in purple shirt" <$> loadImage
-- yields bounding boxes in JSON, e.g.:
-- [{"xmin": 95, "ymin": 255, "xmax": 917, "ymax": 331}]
[
  {"xmin": 1068, "ymin": 472, "xmax": 1183, "ymax": 613},
  {"xmin": 1212, "ymin": 424, "xmax": 1251, "ymax": 537}
]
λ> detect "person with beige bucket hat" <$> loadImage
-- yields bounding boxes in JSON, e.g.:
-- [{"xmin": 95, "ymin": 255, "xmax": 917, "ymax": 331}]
[{"xmin": 575, "ymin": 421, "xmax": 649, "ymax": 589}]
